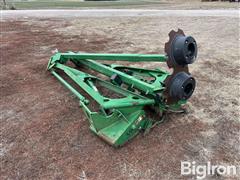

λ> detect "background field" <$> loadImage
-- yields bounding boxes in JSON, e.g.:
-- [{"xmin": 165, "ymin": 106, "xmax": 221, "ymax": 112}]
[
  {"xmin": 1, "ymin": 2, "xmax": 240, "ymax": 180},
  {"xmin": 2, "ymin": 0, "xmax": 239, "ymax": 9}
]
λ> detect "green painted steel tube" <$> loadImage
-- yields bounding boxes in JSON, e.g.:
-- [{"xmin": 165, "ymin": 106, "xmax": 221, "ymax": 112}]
[
  {"xmin": 61, "ymin": 53, "xmax": 167, "ymax": 62},
  {"xmin": 51, "ymin": 70, "xmax": 88, "ymax": 104},
  {"xmin": 48, "ymin": 52, "xmax": 167, "ymax": 94},
  {"xmin": 78, "ymin": 59, "xmax": 157, "ymax": 94},
  {"xmin": 54, "ymin": 63, "xmax": 155, "ymax": 109}
]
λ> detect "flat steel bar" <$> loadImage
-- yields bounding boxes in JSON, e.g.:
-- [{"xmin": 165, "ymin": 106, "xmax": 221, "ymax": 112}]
[{"xmin": 60, "ymin": 52, "xmax": 167, "ymax": 62}]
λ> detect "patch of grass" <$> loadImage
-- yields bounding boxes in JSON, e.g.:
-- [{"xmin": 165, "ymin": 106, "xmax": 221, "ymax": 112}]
[{"xmin": 5, "ymin": 0, "xmax": 166, "ymax": 10}]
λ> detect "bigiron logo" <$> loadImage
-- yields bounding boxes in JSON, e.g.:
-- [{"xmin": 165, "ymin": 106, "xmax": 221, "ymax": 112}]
[{"xmin": 181, "ymin": 161, "xmax": 239, "ymax": 179}]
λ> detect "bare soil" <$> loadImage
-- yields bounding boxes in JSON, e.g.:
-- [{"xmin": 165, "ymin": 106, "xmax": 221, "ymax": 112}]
[{"xmin": 1, "ymin": 10, "xmax": 240, "ymax": 180}]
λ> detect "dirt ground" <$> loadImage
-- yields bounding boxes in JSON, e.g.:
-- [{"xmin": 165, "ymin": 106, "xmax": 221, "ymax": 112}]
[{"xmin": 1, "ymin": 7, "xmax": 240, "ymax": 180}]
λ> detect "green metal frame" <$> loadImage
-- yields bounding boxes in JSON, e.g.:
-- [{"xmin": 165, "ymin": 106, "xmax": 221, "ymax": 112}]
[{"xmin": 47, "ymin": 52, "xmax": 184, "ymax": 147}]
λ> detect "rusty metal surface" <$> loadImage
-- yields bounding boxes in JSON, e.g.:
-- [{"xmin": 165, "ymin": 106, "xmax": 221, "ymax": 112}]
[{"xmin": 164, "ymin": 29, "xmax": 190, "ymax": 104}]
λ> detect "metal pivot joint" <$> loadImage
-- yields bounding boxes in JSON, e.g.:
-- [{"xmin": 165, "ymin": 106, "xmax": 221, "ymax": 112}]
[{"xmin": 47, "ymin": 29, "xmax": 198, "ymax": 147}]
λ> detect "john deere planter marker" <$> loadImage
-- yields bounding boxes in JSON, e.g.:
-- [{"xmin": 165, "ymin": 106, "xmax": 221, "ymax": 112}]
[{"xmin": 47, "ymin": 29, "xmax": 197, "ymax": 147}]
